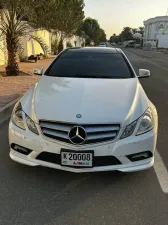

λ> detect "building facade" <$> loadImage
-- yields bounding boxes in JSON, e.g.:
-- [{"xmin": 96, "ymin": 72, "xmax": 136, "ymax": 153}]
[{"xmin": 143, "ymin": 16, "xmax": 168, "ymax": 48}]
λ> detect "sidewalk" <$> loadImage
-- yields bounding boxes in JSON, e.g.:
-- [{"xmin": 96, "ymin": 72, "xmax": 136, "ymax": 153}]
[
  {"xmin": 0, "ymin": 57, "xmax": 55, "ymax": 75},
  {"xmin": 0, "ymin": 58, "xmax": 54, "ymax": 108},
  {"xmin": 158, "ymin": 49, "xmax": 168, "ymax": 54}
]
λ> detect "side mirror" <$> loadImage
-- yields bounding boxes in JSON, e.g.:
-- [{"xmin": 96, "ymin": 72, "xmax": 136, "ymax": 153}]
[
  {"xmin": 33, "ymin": 67, "xmax": 43, "ymax": 76},
  {"xmin": 138, "ymin": 69, "xmax": 150, "ymax": 78}
]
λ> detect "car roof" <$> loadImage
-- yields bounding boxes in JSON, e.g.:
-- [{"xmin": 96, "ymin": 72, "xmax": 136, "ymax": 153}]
[{"xmin": 66, "ymin": 47, "xmax": 121, "ymax": 54}]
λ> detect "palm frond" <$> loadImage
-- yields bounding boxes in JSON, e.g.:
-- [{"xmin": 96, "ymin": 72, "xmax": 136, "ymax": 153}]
[
  {"xmin": 2, "ymin": 8, "xmax": 10, "ymax": 25},
  {"xmin": 0, "ymin": 33, "xmax": 6, "ymax": 52},
  {"xmin": 30, "ymin": 34, "xmax": 49, "ymax": 55}
]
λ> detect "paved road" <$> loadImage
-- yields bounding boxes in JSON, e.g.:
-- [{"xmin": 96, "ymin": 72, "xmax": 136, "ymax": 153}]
[{"xmin": 0, "ymin": 48, "xmax": 168, "ymax": 225}]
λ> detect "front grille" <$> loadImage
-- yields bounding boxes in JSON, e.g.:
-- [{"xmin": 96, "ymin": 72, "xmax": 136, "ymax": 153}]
[
  {"xmin": 39, "ymin": 121, "xmax": 120, "ymax": 145},
  {"xmin": 36, "ymin": 152, "xmax": 121, "ymax": 167}
]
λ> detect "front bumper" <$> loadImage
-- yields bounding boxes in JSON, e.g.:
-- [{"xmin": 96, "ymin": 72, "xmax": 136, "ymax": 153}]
[{"xmin": 9, "ymin": 120, "xmax": 157, "ymax": 173}]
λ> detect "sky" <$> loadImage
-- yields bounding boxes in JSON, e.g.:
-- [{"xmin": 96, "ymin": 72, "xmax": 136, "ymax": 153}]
[{"xmin": 84, "ymin": 0, "xmax": 168, "ymax": 38}]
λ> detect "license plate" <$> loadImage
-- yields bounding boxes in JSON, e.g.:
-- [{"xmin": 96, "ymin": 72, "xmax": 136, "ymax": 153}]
[{"xmin": 61, "ymin": 150, "xmax": 93, "ymax": 168}]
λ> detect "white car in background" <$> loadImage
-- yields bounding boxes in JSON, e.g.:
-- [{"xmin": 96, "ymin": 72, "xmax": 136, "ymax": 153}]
[
  {"xmin": 9, "ymin": 47, "xmax": 158, "ymax": 173},
  {"xmin": 134, "ymin": 43, "xmax": 141, "ymax": 48},
  {"xmin": 99, "ymin": 42, "xmax": 107, "ymax": 47}
]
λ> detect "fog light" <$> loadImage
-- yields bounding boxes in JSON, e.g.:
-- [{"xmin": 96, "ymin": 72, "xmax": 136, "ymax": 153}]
[
  {"xmin": 127, "ymin": 151, "xmax": 153, "ymax": 162},
  {"xmin": 11, "ymin": 144, "xmax": 32, "ymax": 155}
]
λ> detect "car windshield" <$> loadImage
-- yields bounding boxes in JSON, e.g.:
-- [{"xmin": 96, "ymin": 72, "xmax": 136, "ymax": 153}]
[{"xmin": 45, "ymin": 51, "xmax": 134, "ymax": 79}]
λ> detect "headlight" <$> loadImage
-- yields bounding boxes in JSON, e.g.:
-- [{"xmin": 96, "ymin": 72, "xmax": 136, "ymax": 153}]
[
  {"xmin": 12, "ymin": 102, "xmax": 26, "ymax": 130},
  {"xmin": 136, "ymin": 108, "xmax": 154, "ymax": 135},
  {"xmin": 121, "ymin": 108, "xmax": 154, "ymax": 139},
  {"xmin": 25, "ymin": 114, "xmax": 39, "ymax": 135},
  {"xmin": 120, "ymin": 120, "xmax": 137, "ymax": 139}
]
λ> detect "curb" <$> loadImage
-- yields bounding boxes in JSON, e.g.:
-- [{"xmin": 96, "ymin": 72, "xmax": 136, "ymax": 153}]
[
  {"xmin": 19, "ymin": 70, "xmax": 32, "ymax": 76},
  {"xmin": 0, "ymin": 96, "xmax": 21, "ymax": 123}
]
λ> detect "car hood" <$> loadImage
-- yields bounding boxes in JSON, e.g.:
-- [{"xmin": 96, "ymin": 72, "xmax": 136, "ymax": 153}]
[{"xmin": 22, "ymin": 76, "xmax": 149, "ymax": 126}]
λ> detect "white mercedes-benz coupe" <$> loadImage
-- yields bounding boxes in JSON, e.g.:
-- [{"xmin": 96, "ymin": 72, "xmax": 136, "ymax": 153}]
[{"xmin": 9, "ymin": 47, "xmax": 158, "ymax": 173}]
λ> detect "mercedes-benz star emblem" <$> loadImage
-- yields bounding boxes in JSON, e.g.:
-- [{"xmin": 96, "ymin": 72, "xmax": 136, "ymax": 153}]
[
  {"xmin": 69, "ymin": 126, "xmax": 87, "ymax": 145},
  {"xmin": 76, "ymin": 114, "xmax": 82, "ymax": 119}
]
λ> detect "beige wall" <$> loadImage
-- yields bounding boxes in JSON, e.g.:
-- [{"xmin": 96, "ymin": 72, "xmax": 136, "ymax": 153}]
[
  {"xmin": 0, "ymin": 30, "xmax": 51, "ymax": 65},
  {"xmin": 0, "ymin": 37, "xmax": 6, "ymax": 65},
  {"xmin": 27, "ymin": 40, "xmax": 34, "ymax": 56},
  {"xmin": 20, "ymin": 30, "xmax": 51, "ymax": 58},
  {"xmin": 0, "ymin": 11, "xmax": 7, "ymax": 65},
  {"xmin": 33, "ymin": 30, "xmax": 51, "ymax": 55}
]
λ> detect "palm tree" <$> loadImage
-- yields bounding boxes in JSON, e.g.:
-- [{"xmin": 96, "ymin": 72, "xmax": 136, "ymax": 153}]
[
  {"xmin": 132, "ymin": 28, "xmax": 137, "ymax": 34},
  {"xmin": 0, "ymin": 0, "xmax": 49, "ymax": 76},
  {"xmin": 120, "ymin": 27, "xmax": 133, "ymax": 41},
  {"xmin": 77, "ymin": 18, "xmax": 100, "ymax": 45},
  {"xmin": 138, "ymin": 27, "xmax": 144, "ymax": 36},
  {"xmin": 123, "ymin": 27, "xmax": 132, "ymax": 32}
]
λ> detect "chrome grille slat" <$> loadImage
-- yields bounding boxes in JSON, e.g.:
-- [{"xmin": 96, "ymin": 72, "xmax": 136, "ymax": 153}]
[
  {"xmin": 40, "ymin": 121, "xmax": 120, "ymax": 145},
  {"xmin": 40, "ymin": 122, "xmax": 71, "ymax": 132},
  {"xmin": 87, "ymin": 132, "xmax": 117, "ymax": 141},
  {"xmin": 42, "ymin": 128, "xmax": 68, "ymax": 139},
  {"xmin": 85, "ymin": 126, "xmax": 120, "ymax": 133}
]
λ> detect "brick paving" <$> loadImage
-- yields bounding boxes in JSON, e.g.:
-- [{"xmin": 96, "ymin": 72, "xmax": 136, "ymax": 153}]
[
  {"xmin": 0, "ymin": 58, "xmax": 54, "ymax": 108},
  {"xmin": 0, "ymin": 58, "xmax": 55, "ymax": 74},
  {"xmin": 0, "ymin": 76, "xmax": 40, "ymax": 108}
]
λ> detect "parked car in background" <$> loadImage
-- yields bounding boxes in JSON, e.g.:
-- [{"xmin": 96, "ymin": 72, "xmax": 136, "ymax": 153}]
[
  {"xmin": 99, "ymin": 42, "xmax": 107, "ymax": 47},
  {"xmin": 125, "ymin": 41, "xmax": 136, "ymax": 47},
  {"xmin": 134, "ymin": 43, "xmax": 141, "ymax": 48}
]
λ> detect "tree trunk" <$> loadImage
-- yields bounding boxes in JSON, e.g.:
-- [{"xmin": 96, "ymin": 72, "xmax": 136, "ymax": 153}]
[
  {"xmin": 58, "ymin": 39, "xmax": 64, "ymax": 54},
  {"xmin": 6, "ymin": 34, "xmax": 19, "ymax": 76}
]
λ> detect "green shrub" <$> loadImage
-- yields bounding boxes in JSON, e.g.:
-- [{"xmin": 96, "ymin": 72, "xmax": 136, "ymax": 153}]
[
  {"xmin": 66, "ymin": 41, "xmax": 73, "ymax": 48},
  {"xmin": 51, "ymin": 38, "xmax": 59, "ymax": 55},
  {"xmin": 58, "ymin": 39, "xmax": 64, "ymax": 53},
  {"xmin": 19, "ymin": 53, "xmax": 28, "ymax": 62}
]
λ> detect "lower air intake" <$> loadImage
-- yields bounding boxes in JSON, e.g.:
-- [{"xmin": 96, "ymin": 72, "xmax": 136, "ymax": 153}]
[{"xmin": 36, "ymin": 152, "xmax": 122, "ymax": 167}]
